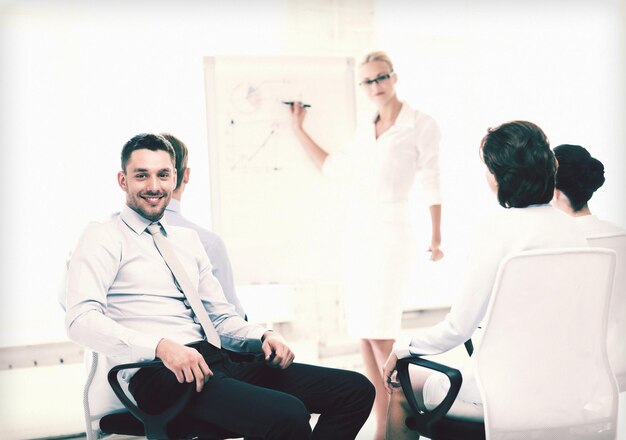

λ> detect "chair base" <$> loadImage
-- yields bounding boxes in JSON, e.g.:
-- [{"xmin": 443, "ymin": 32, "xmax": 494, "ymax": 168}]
[
  {"xmin": 406, "ymin": 415, "xmax": 485, "ymax": 440},
  {"xmin": 100, "ymin": 410, "xmax": 241, "ymax": 440}
]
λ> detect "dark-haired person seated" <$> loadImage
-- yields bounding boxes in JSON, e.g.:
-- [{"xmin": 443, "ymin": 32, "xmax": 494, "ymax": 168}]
[
  {"xmin": 159, "ymin": 133, "xmax": 246, "ymax": 319},
  {"xmin": 552, "ymin": 144, "xmax": 625, "ymax": 236},
  {"xmin": 382, "ymin": 121, "xmax": 588, "ymax": 438},
  {"xmin": 65, "ymin": 133, "xmax": 375, "ymax": 440},
  {"xmin": 552, "ymin": 144, "xmax": 626, "ymax": 394}
]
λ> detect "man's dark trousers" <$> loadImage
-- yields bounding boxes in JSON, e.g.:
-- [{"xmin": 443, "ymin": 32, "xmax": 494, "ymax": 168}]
[{"xmin": 129, "ymin": 341, "xmax": 375, "ymax": 440}]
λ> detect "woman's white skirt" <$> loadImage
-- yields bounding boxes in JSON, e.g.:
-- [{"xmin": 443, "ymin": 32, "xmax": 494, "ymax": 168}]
[{"xmin": 343, "ymin": 203, "xmax": 415, "ymax": 340}]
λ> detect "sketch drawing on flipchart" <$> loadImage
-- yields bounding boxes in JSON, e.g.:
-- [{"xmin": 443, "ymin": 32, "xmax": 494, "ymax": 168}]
[
  {"xmin": 205, "ymin": 56, "xmax": 356, "ymax": 284},
  {"xmin": 222, "ymin": 78, "xmax": 306, "ymax": 173}
]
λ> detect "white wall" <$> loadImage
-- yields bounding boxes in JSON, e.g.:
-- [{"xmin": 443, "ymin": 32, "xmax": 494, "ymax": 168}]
[{"xmin": 0, "ymin": 0, "xmax": 291, "ymax": 346}]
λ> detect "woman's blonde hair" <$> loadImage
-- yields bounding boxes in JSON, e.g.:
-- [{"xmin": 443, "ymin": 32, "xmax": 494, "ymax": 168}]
[{"xmin": 361, "ymin": 51, "xmax": 394, "ymax": 72}]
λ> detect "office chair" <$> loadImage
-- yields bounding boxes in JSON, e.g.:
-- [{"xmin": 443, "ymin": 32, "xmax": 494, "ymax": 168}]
[
  {"xmin": 83, "ymin": 351, "xmax": 242, "ymax": 440},
  {"xmin": 397, "ymin": 248, "xmax": 618, "ymax": 440},
  {"xmin": 588, "ymin": 233, "xmax": 626, "ymax": 391}
]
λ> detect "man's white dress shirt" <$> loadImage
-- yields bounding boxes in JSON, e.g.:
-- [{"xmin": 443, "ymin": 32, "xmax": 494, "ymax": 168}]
[
  {"xmin": 65, "ymin": 205, "xmax": 265, "ymax": 417},
  {"xmin": 393, "ymin": 205, "xmax": 588, "ymax": 420}
]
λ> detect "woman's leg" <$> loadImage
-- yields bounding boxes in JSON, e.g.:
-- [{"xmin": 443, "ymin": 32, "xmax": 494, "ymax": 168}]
[
  {"xmin": 360, "ymin": 338, "xmax": 395, "ymax": 440},
  {"xmin": 386, "ymin": 387, "xmax": 418, "ymax": 440},
  {"xmin": 385, "ymin": 363, "xmax": 432, "ymax": 440}
]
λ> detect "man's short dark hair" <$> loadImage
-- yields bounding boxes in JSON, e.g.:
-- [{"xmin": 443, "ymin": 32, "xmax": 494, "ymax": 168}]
[
  {"xmin": 121, "ymin": 133, "xmax": 176, "ymax": 172},
  {"xmin": 160, "ymin": 133, "xmax": 188, "ymax": 190},
  {"xmin": 481, "ymin": 120, "xmax": 556, "ymax": 208}
]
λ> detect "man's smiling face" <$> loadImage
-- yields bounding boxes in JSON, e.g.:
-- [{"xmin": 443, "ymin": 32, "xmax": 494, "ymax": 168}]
[{"xmin": 117, "ymin": 148, "xmax": 176, "ymax": 222}]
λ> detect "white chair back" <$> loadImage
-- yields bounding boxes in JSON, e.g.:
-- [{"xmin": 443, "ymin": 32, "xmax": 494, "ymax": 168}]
[
  {"xmin": 475, "ymin": 248, "xmax": 618, "ymax": 440},
  {"xmin": 588, "ymin": 233, "xmax": 626, "ymax": 392},
  {"xmin": 82, "ymin": 350, "xmax": 132, "ymax": 440},
  {"xmin": 83, "ymin": 350, "xmax": 102, "ymax": 440}
]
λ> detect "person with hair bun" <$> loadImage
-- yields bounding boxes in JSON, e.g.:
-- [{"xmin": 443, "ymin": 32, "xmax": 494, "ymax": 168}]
[
  {"xmin": 382, "ymin": 121, "xmax": 587, "ymax": 437},
  {"xmin": 289, "ymin": 50, "xmax": 444, "ymax": 439},
  {"xmin": 553, "ymin": 144, "xmax": 625, "ymax": 236}
]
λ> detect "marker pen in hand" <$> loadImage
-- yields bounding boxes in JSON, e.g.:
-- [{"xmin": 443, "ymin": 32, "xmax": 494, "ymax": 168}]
[{"xmin": 282, "ymin": 101, "xmax": 311, "ymax": 108}]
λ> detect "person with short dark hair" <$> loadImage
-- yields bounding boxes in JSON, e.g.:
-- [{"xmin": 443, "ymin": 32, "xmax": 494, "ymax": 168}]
[
  {"xmin": 552, "ymin": 144, "xmax": 624, "ymax": 236},
  {"xmin": 66, "ymin": 133, "xmax": 375, "ymax": 439},
  {"xmin": 160, "ymin": 132, "xmax": 245, "ymax": 318},
  {"xmin": 383, "ymin": 121, "xmax": 587, "ymax": 438},
  {"xmin": 481, "ymin": 121, "xmax": 556, "ymax": 208}
]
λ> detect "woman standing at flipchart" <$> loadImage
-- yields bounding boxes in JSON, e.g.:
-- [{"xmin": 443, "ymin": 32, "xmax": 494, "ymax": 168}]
[{"xmin": 289, "ymin": 50, "xmax": 444, "ymax": 439}]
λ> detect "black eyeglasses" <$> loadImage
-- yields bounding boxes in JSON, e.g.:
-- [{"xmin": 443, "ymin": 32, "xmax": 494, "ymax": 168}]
[{"xmin": 359, "ymin": 72, "xmax": 395, "ymax": 87}]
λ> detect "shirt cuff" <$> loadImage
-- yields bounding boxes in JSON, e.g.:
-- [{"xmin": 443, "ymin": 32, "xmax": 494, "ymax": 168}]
[
  {"xmin": 130, "ymin": 333, "xmax": 163, "ymax": 362},
  {"xmin": 422, "ymin": 189, "xmax": 443, "ymax": 207},
  {"xmin": 247, "ymin": 326, "xmax": 268, "ymax": 352},
  {"xmin": 393, "ymin": 339, "xmax": 415, "ymax": 359},
  {"xmin": 321, "ymin": 155, "xmax": 336, "ymax": 177},
  {"xmin": 321, "ymin": 152, "xmax": 348, "ymax": 179}
]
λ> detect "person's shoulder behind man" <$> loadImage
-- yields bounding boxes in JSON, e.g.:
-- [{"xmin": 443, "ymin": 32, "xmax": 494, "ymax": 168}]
[
  {"xmin": 576, "ymin": 215, "xmax": 626, "ymax": 239},
  {"xmin": 163, "ymin": 209, "xmax": 227, "ymax": 256}
]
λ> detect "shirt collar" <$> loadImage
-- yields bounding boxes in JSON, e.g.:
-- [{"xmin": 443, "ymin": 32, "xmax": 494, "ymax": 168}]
[
  {"xmin": 120, "ymin": 204, "xmax": 171, "ymax": 236},
  {"xmin": 393, "ymin": 102, "xmax": 414, "ymax": 127},
  {"xmin": 508, "ymin": 203, "xmax": 552, "ymax": 211},
  {"xmin": 166, "ymin": 198, "xmax": 182, "ymax": 214},
  {"xmin": 371, "ymin": 101, "xmax": 413, "ymax": 128}
]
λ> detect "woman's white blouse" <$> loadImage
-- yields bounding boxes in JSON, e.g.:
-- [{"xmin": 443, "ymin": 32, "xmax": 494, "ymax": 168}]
[
  {"xmin": 574, "ymin": 215, "xmax": 625, "ymax": 238},
  {"xmin": 322, "ymin": 101, "xmax": 442, "ymax": 207}
]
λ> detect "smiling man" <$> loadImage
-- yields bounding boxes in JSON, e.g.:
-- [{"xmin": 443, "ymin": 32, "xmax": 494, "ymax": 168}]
[
  {"xmin": 65, "ymin": 133, "xmax": 374, "ymax": 440},
  {"xmin": 118, "ymin": 141, "xmax": 175, "ymax": 221}
]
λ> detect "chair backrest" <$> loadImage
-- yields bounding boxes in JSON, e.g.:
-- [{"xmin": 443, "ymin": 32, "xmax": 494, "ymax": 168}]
[
  {"xmin": 82, "ymin": 350, "xmax": 134, "ymax": 440},
  {"xmin": 474, "ymin": 248, "xmax": 618, "ymax": 440},
  {"xmin": 83, "ymin": 351, "xmax": 102, "ymax": 440},
  {"xmin": 588, "ymin": 233, "xmax": 626, "ymax": 392}
]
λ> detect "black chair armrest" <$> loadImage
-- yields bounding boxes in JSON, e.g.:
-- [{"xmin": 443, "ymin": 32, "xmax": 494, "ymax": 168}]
[
  {"xmin": 464, "ymin": 338, "xmax": 474, "ymax": 357},
  {"xmin": 396, "ymin": 356, "xmax": 463, "ymax": 435},
  {"xmin": 107, "ymin": 360, "xmax": 194, "ymax": 439}
]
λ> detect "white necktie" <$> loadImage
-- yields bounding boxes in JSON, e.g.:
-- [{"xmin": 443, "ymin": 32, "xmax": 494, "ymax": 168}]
[{"xmin": 147, "ymin": 223, "xmax": 221, "ymax": 348}]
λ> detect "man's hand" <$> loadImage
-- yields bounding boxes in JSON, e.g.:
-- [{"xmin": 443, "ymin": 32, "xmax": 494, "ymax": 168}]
[
  {"xmin": 155, "ymin": 338, "xmax": 213, "ymax": 392},
  {"xmin": 382, "ymin": 352, "xmax": 401, "ymax": 394},
  {"xmin": 261, "ymin": 331, "xmax": 294, "ymax": 369}
]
